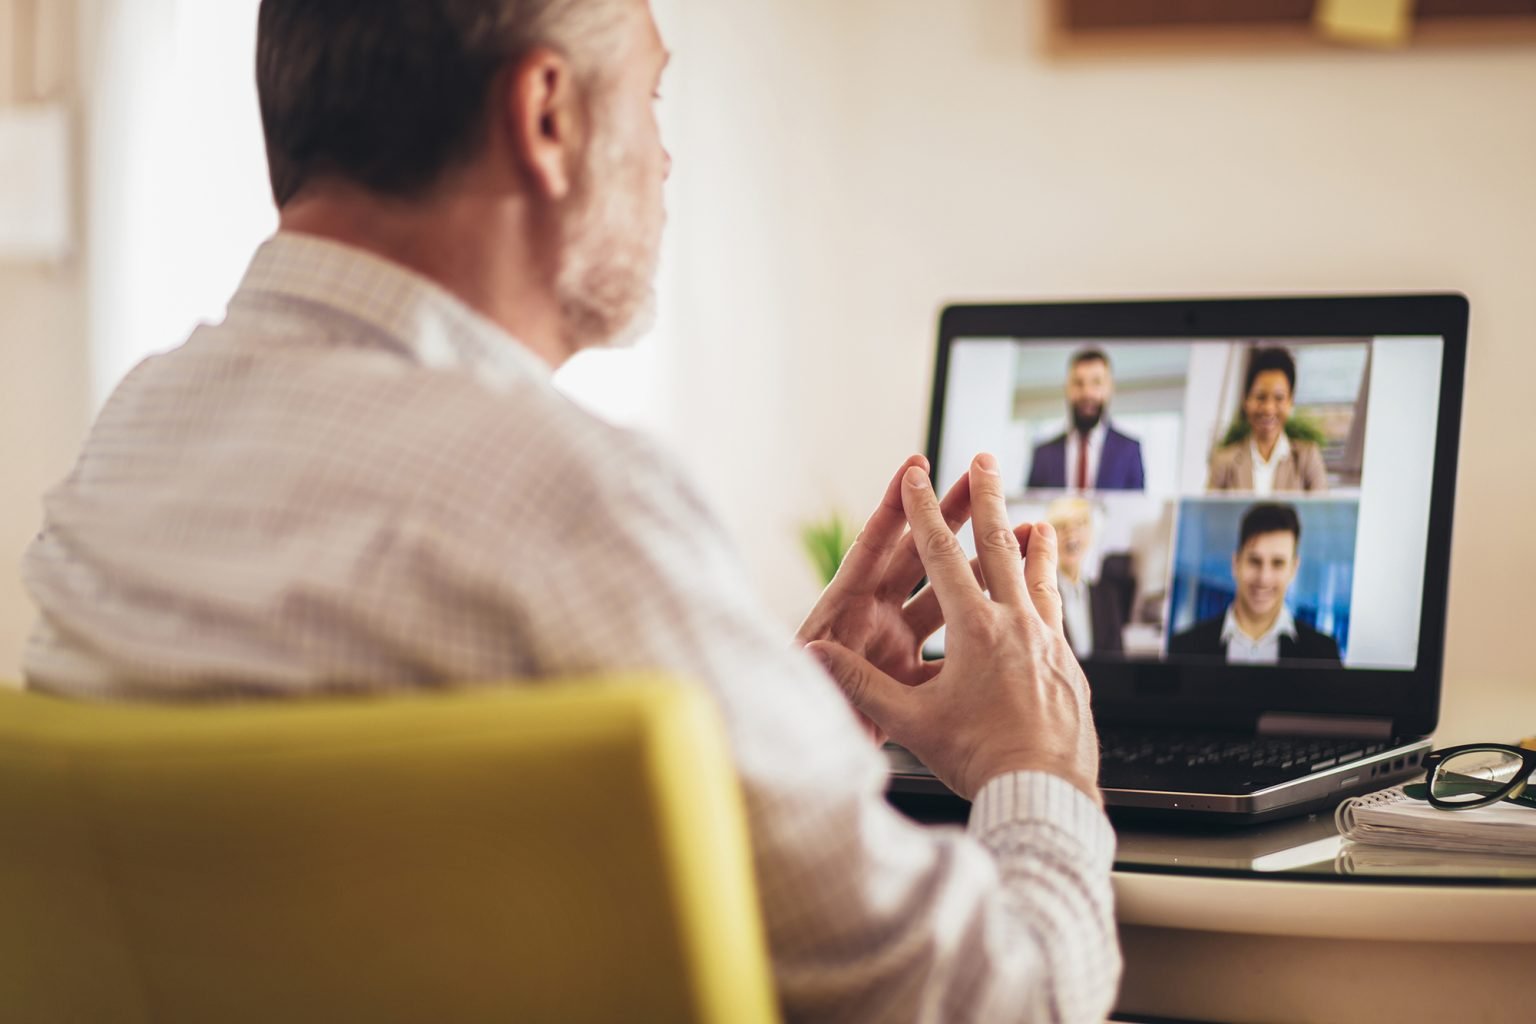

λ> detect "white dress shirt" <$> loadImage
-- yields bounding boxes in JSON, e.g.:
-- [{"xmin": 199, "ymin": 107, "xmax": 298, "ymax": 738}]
[
  {"xmin": 1248, "ymin": 432, "xmax": 1292, "ymax": 498},
  {"xmin": 23, "ymin": 233, "xmax": 1119, "ymax": 1023},
  {"xmin": 1220, "ymin": 604, "xmax": 1298, "ymax": 664},
  {"xmin": 1059, "ymin": 574, "xmax": 1094, "ymax": 660},
  {"xmin": 1063, "ymin": 422, "xmax": 1106, "ymax": 492}
]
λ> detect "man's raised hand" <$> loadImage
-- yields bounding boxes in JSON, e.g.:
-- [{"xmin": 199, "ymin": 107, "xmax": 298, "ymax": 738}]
[{"xmin": 807, "ymin": 453, "xmax": 1101, "ymax": 803}]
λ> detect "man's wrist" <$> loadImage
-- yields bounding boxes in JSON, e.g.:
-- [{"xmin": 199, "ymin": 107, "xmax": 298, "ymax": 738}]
[
  {"xmin": 967, "ymin": 754, "xmax": 1100, "ymax": 807},
  {"xmin": 968, "ymin": 770, "xmax": 1117, "ymax": 869}
]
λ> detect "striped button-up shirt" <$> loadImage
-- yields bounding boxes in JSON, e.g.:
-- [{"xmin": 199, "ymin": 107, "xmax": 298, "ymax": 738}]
[{"xmin": 23, "ymin": 232, "xmax": 1120, "ymax": 1023}]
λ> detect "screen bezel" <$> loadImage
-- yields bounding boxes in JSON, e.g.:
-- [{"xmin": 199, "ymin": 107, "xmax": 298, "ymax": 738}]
[{"xmin": 928, "ymin": 295, "xmax": 1468, "ymax": 737}]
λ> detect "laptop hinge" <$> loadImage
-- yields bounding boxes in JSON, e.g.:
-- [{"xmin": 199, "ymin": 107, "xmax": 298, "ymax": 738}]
[{"xmin": 1256, "ymin": 712, "xmax": 1394, "ymax": 740}]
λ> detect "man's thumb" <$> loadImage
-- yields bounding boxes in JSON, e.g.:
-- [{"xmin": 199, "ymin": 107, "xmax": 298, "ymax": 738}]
[{"xmin": 805, "ymin": 641, "xmax": 909, "ymax": 726}]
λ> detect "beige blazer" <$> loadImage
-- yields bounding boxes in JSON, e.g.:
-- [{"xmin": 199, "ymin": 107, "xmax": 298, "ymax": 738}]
[{"xmin": 1206, "ymin": 439, "xmax": 1329, "ymax": 493}]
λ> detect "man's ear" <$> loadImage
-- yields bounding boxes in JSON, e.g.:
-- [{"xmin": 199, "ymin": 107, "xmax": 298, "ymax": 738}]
[{"xmin": 502, "ymin": 48, "xmax": 583, "ymax": 201}]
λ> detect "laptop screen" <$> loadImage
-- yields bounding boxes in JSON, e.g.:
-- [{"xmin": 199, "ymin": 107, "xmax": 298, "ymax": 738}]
[
  {"xmin": 921, "ymin": 296, "xmax": 1462, "ymax": 736},
  {"xmin": 931, "ymin": 329, "xmax": 1452, "ymax": 680}
]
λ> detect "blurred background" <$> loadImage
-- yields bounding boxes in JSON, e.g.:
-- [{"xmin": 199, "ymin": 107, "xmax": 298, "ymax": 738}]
[{"xmin": 2, "ymin": 0, "xmax": 1532, "ymax": 742}]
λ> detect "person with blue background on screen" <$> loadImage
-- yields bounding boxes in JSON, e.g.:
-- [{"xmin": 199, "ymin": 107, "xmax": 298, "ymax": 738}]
[
  {"xmin": 1169, "ymin": 503, "xmax": 1341, "ymax": 665},
  {"xmin": 1026, "ymin": 348, "xmax": 1145, "ymax": 492}
]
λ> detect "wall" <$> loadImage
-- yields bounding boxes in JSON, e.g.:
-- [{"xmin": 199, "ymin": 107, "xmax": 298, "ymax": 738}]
[
  {"xmin": 0, "ymin": 0, "xmax": 90, "ymax": 686},
  {"xmin": 0, "ymin": 275, "xmax": 89, "ymax": 688},
  {"xmin": 1, "ymin": 1, "xmax": 1532, "ymax": 743},
  {"xmin": 660, "ymin": 0, "xmax": 1536, "ymax": 744}
]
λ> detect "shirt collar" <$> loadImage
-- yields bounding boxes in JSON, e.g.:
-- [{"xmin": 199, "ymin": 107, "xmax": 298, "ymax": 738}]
[
  {"xmin": 229, "ymin": 231, "xmax": 552, "ymax": 391},
  {"xmin": 1220, "ymin": 603, "xmax": 1298, "ymax": 645},
  {"xmin": 1075, "ymin": 420, "xmax": 1108, "ymax": 444},
  {"xmin": 1249, "ymin": 431, "xmax": 1291, "ymax": 468}
]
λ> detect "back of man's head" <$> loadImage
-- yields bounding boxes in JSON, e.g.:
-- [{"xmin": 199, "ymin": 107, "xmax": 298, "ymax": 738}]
[{"xmin": 256, "ymin": 0, "xmax": 634, "ymax": 207}]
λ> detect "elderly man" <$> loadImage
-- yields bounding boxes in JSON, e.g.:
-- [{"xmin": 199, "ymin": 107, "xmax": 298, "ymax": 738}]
[{"xmin": 23, "ymin": 2, "xmax": 1119, "ymax": 1020}]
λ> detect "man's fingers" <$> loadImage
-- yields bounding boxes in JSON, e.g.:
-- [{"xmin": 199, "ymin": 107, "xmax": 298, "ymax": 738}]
[
  {"xmin": 898, "ymin": 466, "xmax": 982, "ymax": 620},
  {"xmin": 901, "ymin": 578, "xmax": 961, "ymax": 643},
  {"xmin": 832, "ymin": 454, "xmax": 928, "ymax": 597},
  {"xmin": 967, "ymin": 453, "xmax": 1025, "ymax": 605},
  {"xmin": 902, "ymin": 522, "xmax": 1031, "ymax": 639},
  {"xmin": 1024, "ymin": 520, "xmax": 1065, "ymax": 633},
  {"xmin": 807, "ymin": 640, "xmax": 914, "ymax": 736},
  {"xmin": 879, "ymin": 470, "xmax": 972, "ymax": 600}
]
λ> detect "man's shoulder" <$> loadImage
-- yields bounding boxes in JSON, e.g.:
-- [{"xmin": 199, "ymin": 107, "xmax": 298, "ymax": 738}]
[
  {"xmin": 1290, "ymin": 621, "xmax": 1342, "ymax": 660},
  {"xmin": 1168, "ymin": 616, "xmax": 1224, "ymax": 654},
  {"xmin": 380, "ymin": 367, "xmax": 680, "ymax": 522},
  {"xmin": 294, "ymin": 340, "xmax": 661, "ymax": 478},
  {"xmin": 1105, "ymin": 425, "xmax": 1141, "ymax": 451},
  {"xmin": 111, "ymin": 331, "xmax": 678, "ymax": 529},
  {"xmin": 1032, "ymin": 432, "xmax": 1068, "ymax": 453}
]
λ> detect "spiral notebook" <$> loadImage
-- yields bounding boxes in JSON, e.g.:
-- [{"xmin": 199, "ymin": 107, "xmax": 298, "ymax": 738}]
[{"xmin": 1335, "ymin": 785, "xmax": 1536, "ymax": 857}]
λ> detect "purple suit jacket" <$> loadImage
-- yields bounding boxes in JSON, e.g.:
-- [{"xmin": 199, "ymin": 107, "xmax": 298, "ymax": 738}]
[{"xmin": 1025, "ymin": 426, "xmax": 1145, "ymax": 491}]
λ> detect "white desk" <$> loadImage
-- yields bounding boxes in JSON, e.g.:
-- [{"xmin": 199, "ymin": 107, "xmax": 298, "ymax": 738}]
[{"xmin": 1113, "ymin": 814, "xmax": 1536, "ymax": 1023}]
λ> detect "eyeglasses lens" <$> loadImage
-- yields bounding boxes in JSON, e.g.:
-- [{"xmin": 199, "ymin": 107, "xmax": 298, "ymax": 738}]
[{"xmin": 1431, "ymin": 749, "xmax": 1526, "ymax": 804}]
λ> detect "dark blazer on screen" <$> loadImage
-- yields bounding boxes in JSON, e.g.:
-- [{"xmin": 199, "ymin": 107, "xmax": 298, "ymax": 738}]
[
  {"xmin": 1167, "ymin": 614, "xmax": 1342, "ymax": 666},
  {"xmin": 1064, "ymin": 581, "xmax": 1126, "ymax": 656},
  {"xmin": 1026, "ymin": 426, "xmax": 1145, "ymax": 491}
]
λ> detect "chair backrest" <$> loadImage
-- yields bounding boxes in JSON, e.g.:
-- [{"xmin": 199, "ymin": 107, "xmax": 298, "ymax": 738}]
[{"xmin": 0, "ymin": 677, "xmax": 778, "ymax": 1023}]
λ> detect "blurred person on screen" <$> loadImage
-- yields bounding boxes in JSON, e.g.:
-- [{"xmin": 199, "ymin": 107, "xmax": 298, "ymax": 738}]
[
  {"xmin": 1207, "ymin": 347, "xmax": 1328, "ymax": 495},
  {"xmin": 1026, "ymin": 348, "xmax": 1145, "ymax": 492},
  {"xmin": 1048, "ymin": 497, "xmax": 1124, "ymax": 659}
]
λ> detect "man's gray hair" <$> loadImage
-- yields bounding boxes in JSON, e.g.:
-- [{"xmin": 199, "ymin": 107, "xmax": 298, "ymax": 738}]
[
  {"xmin": 256, "ymin": 0, "xmax": 637, "ymax": 206},
  {"xmin": 496, "ymin": 0, "xmax": 635, "ymax": 75}
]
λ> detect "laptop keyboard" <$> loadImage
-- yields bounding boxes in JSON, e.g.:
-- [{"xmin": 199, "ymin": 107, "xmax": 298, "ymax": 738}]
[{"xmin": 1099, "ymin": 730, "xmax": 1402, "ymax": 774}]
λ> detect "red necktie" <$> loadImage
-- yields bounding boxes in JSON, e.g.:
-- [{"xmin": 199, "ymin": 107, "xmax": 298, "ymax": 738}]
[{"xmin": 1076, "ymin": 434, "xmax": 1089, "ymax": 491}]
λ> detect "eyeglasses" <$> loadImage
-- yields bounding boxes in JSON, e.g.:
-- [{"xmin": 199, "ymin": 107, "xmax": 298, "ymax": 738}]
[{"xmin": 1421, "ymin": 744, "xmax": 1536, "ymax": 811}]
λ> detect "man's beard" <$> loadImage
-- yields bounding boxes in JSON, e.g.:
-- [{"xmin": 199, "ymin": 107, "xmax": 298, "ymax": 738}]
[
  {"xmin": 554, "ymin": 115, "xmax": 663, "ymax": 352},
  {"xmin": 1071, "ymin": 402, "xmax": 1103, "ymax": 435}
]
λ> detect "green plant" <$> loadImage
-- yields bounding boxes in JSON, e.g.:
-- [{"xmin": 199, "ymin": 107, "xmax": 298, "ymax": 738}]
[
  {"xmin": 1219, "ymin": 410, "xmax": 1329, "ymax": 449},
  {"xmin": 800, "ymin": 513, "xmax": 854, "ymax": 587}
]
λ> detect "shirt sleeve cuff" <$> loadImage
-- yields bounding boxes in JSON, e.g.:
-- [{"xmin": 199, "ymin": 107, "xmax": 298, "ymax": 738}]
[{"xmin": 966, "ymin": 770, "xmax": 1117, "ymax": 871}]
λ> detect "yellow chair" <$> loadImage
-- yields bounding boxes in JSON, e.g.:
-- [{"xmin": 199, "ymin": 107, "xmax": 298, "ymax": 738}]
[{"xmin": 0, "ymin": 677, "xmax": 778, "ymax": 1023}]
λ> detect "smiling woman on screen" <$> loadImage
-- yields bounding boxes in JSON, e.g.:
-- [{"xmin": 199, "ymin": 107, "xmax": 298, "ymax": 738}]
[{"xmin": 1207, "ymin": 346, "xmax": 1329, "ymax": 495}]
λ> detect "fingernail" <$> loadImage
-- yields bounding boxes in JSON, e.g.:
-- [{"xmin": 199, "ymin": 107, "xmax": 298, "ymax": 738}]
[
  {"xmin": 903, "ymin": 466, "xmax": 929, "ymax": 489},
  {"xmin": 976, "ymin": 453, "xmax": 999, "ymax": 474}
]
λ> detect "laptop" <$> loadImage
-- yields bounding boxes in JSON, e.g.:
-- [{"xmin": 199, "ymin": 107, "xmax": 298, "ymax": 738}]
[{"xmin": 886, "ymin": 295, "xmax": 1468, "ymax": 823}]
